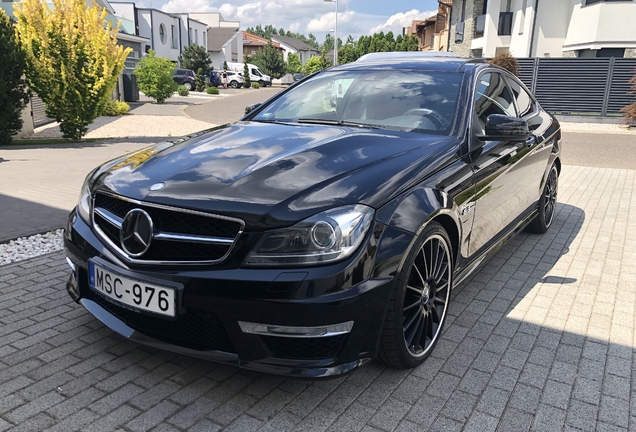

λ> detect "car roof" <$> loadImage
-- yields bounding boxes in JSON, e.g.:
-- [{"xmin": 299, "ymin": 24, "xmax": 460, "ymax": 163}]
[{"xmin": 331, "ymin": 52, "xmax": 480, "ymax": 73}]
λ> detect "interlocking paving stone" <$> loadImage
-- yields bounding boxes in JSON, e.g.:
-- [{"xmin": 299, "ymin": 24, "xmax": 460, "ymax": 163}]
[{"xmin": 0, "ymin": 163, "xmax": 635, "ymax": 430}]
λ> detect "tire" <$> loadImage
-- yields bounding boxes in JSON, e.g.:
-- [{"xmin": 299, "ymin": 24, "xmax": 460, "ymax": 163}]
[
  {"xmin": 527, "ymin": 163, "xmax": 558, "ymax": 233},
  {"xmin": 258, "ymin": 80, "xmax": 264, "ymax": 87},
  {"xmin": 378, "ymin": 221, "xmax": 452, "ymax": 368},
  {"xmin": 183, "ymin": 81, "xmax": 193, "ymax": 91},
  {"xmin": 230, "ymin": 80, "xmax": 239, "ymax": 89}
]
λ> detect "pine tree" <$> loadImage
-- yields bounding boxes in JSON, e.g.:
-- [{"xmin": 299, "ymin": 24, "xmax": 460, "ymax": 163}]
[
  {"xmin": 250, "ymin": 41, "xmax": 286, "ymax": 79},
  {"xmin": 0, "ymin": 10, "xmax": 29, "ymax": 145},
  {"xmin": 179, "ymin": 44, "xmax": 211, "ymax": 75},
  {"xmin": 14, "ymin": 0, "xmax": 130, "ymax": 140}
]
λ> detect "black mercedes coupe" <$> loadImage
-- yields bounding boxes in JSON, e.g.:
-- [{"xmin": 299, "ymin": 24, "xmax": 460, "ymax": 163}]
[{"xmin": 64, "ymin": 52, "xmax": 561, "ymax": 378}]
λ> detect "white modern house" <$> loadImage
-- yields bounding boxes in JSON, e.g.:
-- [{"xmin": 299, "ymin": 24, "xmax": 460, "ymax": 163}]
[
  {"xmin": 450, "ymin": 0, "xmax": 636, "ymax": 58},
  {"xmin": 271, "ymin": 35, "xmax": 320, "ymax": 64},
  {"xmin": 207, "ymin": 27, "xmax": 243, "ymax": 68}
]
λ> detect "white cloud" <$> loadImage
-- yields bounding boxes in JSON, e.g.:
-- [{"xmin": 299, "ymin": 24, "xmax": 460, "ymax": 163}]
[
  {"xmin": 288, "ymin": 22, "xmax": 300, "ymax": 33},
  {"xmin": 306, "ymin": 10, "xmax": 356, "ymax": 32},
  {"xmin": 369, "ymin": 9, "xmax": 437, "ymax": 35}
]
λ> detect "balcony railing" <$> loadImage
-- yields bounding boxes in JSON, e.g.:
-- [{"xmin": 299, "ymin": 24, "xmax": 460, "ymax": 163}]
[
  {"xmin": 498, "ymin": 12, "xmax": 513, "ymax": 36},
  {"xmin": 474, "ymin": 15, "xmax": 486, "ymax": 38}
]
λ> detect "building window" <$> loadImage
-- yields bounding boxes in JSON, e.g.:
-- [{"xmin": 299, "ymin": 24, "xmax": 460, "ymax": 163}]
[
  {"xmin": 195, "ymin": 29, "xmax": 198, "ymax": 45},
  {"xmin": 171, "ymin": 24, "xmax": 177, "ymax": 49},
  {"xmin": 189, "ymin": 28, "xmax": 192, "ymax": 45},
  {"xmin": 519, "ymin": 0, "xmax": 527, "ymax": 35},
  {"xmin": 159, "ymin": 24, "xmax": 167, "ymax": 45},
  {"xmin": 585, "ymin": 0, "xmax": 631, "ymax": 4},
  {"xmin": 203, "ymin": 32, "xmax": 206, "ymax": 48}
]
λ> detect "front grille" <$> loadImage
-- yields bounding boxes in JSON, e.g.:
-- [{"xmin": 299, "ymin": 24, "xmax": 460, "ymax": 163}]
[
  {"xmin": 261, "ymin": 335, "xmax": 346, "ymax": 360},
  {"xmin": 89, "ymin": 291, "xmax": 236, "ymax": 353},
  {"xmin": 92, "ymin": 192, "xmax": 243, "ymax": 264}
]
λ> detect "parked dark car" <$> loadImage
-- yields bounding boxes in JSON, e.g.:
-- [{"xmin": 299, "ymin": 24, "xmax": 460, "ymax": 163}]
[
  {"xmin": 208, "ymin": 70, "xmax": 222, "ymax": 88},
  {"xmin": 64, "ymin": 52, "xmax": 561, "ymax": 378},
  {"xmin": 173, "ymin": 69, "xmax": 196, "ymax": 91},
  {"xmin": 292, "ymin": 72, "xmax": 305, "ymax": 82}
]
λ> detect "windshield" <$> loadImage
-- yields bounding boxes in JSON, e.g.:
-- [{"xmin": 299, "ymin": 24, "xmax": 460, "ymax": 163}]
[{"xmin": 253, "ymin": 70, "xmax": 462, "ymax": 135}]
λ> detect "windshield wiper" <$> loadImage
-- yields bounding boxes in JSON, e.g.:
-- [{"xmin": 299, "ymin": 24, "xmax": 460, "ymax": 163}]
[{"xmin": 297, "ymin": 118, "xmax": 385, "ymax": 130}]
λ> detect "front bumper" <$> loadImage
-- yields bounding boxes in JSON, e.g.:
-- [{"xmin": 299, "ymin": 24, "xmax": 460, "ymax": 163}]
[{"xmin": 64, "ymin": 209, "xmax": 404, "ymax": 378}]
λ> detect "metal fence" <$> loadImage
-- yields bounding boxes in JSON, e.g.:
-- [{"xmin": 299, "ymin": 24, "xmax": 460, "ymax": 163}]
[{"xmin": 515, "ymin": 57, "xmax": 636, "ymax": 117}]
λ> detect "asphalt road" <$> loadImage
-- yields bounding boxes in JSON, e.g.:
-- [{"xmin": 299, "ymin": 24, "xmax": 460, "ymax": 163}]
[
  {"xmin": 562, "ymin": 132, "xmax": 636, "ymax": 169},
  {"xmin": 184, "ymin": 87, "xmax": 282, "ymax": 126}
]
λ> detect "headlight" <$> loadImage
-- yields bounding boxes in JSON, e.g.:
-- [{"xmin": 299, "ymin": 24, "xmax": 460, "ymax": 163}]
[
  {"xmin": 77, "ymin": 169, "xmax": 97, "ymax": 223},
  {"xmin": 245, "ymin": 204, "xmax": 375, "ymax": 267}
]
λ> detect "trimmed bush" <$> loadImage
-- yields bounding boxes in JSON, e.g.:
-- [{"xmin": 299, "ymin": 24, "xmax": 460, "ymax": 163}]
[
  {"xmin": 101, "ymin": 100, "xmax": 130, "ymax": 116},
  {"xmin": 177, "ymin": 85, "xmax": 190, "ymax": 97},
  {"xmin": 206, "ymin": 86, "xmax": 219, "ymax": 95},
  {"xmin": 622, "ymin": 70, "xmax": 636, "ymax": 127},
  {"xmin": 487, "ymin": 52, "xmax": 520, "ymax": 77},
  {"xmin": 134, "ymin": 50, "xmax": 178, "ymax": 103},
  {"xmin": 251, "ymin": 82, "xmax": 260, "ymax": 89}
]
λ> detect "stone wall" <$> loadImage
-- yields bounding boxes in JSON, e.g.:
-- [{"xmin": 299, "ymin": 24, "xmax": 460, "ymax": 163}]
[
  {"xmin": 626, "ymin": 49, "xmax": 636, "ymax": 58},
  {"xmin": 562, "ymin": 51, "xmax": 577, "ymax": 58},
  {"xmin": 449, "ymin": 0, "xmax": 485, "ymax": 58}
]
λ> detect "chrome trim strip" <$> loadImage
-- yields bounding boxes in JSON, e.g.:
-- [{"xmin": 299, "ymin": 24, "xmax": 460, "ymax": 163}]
[
  {"xmin": 92, "ymin": 191, "xmax": 245, "ymax": 266},
  {"xmin": 65, "ymin": 257, "xmax": 77, "ymax": 272},
  {"xmin": 238, "ymin": 321, "xmax": 354, "ymax": 338},
  {"xmin": 94, "ymin": 207, "xmax": 123, "ymax": 228},
  {"xmin": 154, "ymin": 232, "xmax": 234, "ymax": 245}
]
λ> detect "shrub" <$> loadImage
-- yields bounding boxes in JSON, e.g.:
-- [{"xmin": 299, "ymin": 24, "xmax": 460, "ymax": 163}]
[
  {"xmin": 206, "ymin": 86, "xmax": 219, "ymax": 95},
  {"xmin": 14, "ymin": 0, "xmax": 131, "ymax": 140},
  {"xmin": 0, "ymin": 10, "xmax": 29, "ymax": 146},
  {"xmin": 195, "ymin": 68, "xmax": 206, "ymax": 92},
  {"xmin": 621, "ymin": 69, "xmax": 636, "ymax": 127},
  {"xmin": 177, "ymin": 85, "xmax": 189, "ymax": 97},
  {"xmin": 243, "ymin": 57, "xmax": 251, "ymax": 88},
  {"xmin": 101, "ymin": 100, "xmax": 130, "ymax": 116},
  {"xmin": 252, "ymin": 82, "xmax": 260, "ymax": 89},
  {"xmin": 487, "ymin": 52, "xmax": 520, "ymax": 77},
  {"xmin": 178, "ymin": 44, "xmax": 211, "ymax": 76},
  {"xmin": 134, "ymin": 50, "xmax": 178, "ymax": 103}
]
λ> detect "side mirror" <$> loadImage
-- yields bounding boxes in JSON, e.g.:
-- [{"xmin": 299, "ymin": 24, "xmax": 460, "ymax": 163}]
[
  {"xmin": 479, "ymin": 114, "xmax": 530, "ymax": 140},
  {"xmin": 245, "ymin": 103, "xmax": 262, "ymax": 115}
]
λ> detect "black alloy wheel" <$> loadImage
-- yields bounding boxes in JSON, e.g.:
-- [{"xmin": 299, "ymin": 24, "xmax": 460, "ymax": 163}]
[
  {"xmin": 528, "ymin": 163, "xmax": 559, "ymax": 233},
  {"xmin": 379, "ymin": 221, "xmax": 452, "ymax": 368}
]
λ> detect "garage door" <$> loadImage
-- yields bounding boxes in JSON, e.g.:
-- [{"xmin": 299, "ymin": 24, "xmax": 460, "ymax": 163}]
[{"xmin": 31, "ymin": 93, "xmax": 54, "ymax": 127}]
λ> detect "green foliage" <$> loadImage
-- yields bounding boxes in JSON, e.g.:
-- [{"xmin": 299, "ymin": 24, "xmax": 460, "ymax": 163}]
[
  {"xmin": 177, "ymin": 85, "xmax": 190, "ymax": 96},
  {"xmin": 195, "ymin": 68, "xmax": 206, "ymax": 92},
  {"xmin": 487, "ymin": 52, "xmax": 520, "ymax": 76},
  {"xmin": 302, "ymin": 49, "xmax": 331, "ymax": 75},
  {"xmin": 250, "ymin": 41, "xmax": 286, "ymax": 79},
  {"xmin": 178, "ymin": 44, "xmax": 211, "ymax": 76},
  {"xmin": 206, "ymin": 86, "xmax": 219, "ymax": 95},
  {"xmin": 246, "ymin": 24, "xmax": 319, "ymax": 49},
  {"xmin": 223, "ymin": 60, "xmax": 228, "ymax": 71},
  {"xmin": 251, "ymin": 82, "xmax": 260, "ymax": 89},
  {"xmin": 101, "ymin": 99, "xmax": 130, "ymax": 116},
  {"xmin": 337, "ymin": 32, "xmax": 419, "ymax": 65},
  {"xmin": 14, "ymin": 0, "xmax": 131, "ymax": 140},
  {"xmin": 134, "ymin": 50, "xmax": 178, "ymax": 104},
  {"xmin": 286, "ymin": 52, "xmax": 302, "ymax": 74},
  {"xmin": 322, "ymin": 33, "xmax": 342, "ymax": 53},
  {"xmin": 0, "ymin": 10, "xmax": 29, "ymax": 146},
  {"xmin": 243, "ymin": 57, "xmax": 251, "ymax": 88}
]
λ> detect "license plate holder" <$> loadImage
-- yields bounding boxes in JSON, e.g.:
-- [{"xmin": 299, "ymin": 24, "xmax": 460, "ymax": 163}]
[{"xmin": 88, "ymin": 259, "xmax": 180, "ymax": 318}]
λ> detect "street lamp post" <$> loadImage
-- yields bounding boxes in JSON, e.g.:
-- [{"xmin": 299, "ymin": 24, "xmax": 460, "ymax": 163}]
[{"xmin": 324, "ymin": 0, "xmax": 337, "ymax": 65}]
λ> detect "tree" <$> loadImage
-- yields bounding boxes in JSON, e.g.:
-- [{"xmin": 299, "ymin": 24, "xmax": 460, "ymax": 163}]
[
  {"xmin": 223, "ymin": 60, "xmax": 228, "ymax": 70},
  {"xmin": 134, "ymin": 50, "xmax": 178, "ymax": 103},
  {"xmin": 250, "ymin": 41, "xmax": 286, "ymax": 79},
  {"xmin": 243, "ymin": 56, "xmax": 251, "ymax": 88},
  {"xmin": 302, "ymin": 49, "xmax": 331, "ymax": 75},
  {"xmin": 0, "ymin": 10, "xmax": 29, "ymax": 146},
  {"xmin": 178, "ymin": 44, "xmax": 211, "ymax": 76},
  {"xmin": 14, "ymin": 0, "xmax": 130, "ymax": 140},
  {"xmin": 338, "ymin": 44, "xmax": 359, "ymax": 65},
  {"xmin": 286, "ymin": 52, "xmax": 302, "ymax": 74}
]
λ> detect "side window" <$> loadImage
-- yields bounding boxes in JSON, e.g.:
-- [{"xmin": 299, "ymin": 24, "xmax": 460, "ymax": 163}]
[
  {"xmin": 505, "ymin": 76, "xmax": 536, "ymax": 118},
  {"xmin": 474, "ymin": 72, "xmax": 517, "ymax": 134}
]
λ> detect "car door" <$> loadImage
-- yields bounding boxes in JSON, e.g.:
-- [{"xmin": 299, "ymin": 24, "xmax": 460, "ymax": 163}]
[{"xmin": 468, "ymin": 71, "xmax": 538, "ymax": 256}]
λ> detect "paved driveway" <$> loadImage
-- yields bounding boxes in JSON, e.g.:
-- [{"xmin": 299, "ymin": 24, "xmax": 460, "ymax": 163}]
[{"xmin": 1, "ymin": 154, "xmax": 635, "ymax": 430}]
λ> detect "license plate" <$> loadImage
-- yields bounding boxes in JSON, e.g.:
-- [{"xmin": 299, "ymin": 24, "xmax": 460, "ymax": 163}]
[{"xmin": 88, "ymin": 261, "xmax": 176, "ymax": 317}]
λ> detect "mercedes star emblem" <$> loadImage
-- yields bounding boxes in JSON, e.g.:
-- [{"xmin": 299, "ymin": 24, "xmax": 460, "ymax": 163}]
[
  {"xmin": 149, "ymin": 182, "xmax": 166, "ymax": 191},
  {"xmin": 120, "ymin": 209, "xmax": 154, "ymax": 257}
]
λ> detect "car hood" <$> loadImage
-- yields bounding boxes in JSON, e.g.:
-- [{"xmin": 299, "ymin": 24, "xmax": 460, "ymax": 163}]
[{"xmin": 93, "ymin": 122, "xmax": 456, "ymax": 229}]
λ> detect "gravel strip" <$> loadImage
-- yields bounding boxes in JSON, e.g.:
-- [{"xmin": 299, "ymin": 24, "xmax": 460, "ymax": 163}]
[
  {"xmin": 560, "ymin": 121, "xmax": 635, "ymax": 135},
  {"xmin": 0, "ymin": 229, "xmax": 64, "ymax": 266}
]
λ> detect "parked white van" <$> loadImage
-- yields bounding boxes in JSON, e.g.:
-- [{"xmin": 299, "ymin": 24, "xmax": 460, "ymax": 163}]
[{"xmin": 226, "ymin": 62, "xmax": 272, "ymax": 87}]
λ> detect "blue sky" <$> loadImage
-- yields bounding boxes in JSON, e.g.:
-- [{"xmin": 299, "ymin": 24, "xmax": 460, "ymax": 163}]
[{"xmin": 150, "ymin": 0, "xmax": 440, "ymax": 43}]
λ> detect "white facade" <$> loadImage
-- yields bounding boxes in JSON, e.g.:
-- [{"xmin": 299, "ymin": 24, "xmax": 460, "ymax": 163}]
[
  {"xmin": 188, "ymin": 13, "xmax": 239, "ymax": 29},
  {"xmin": 270, "ymin": 38, "xmax": 318, "ymax": 64},
  {"xmin": 471, "ymin": 0, "xmax": 636, "ymax": 57},
  {"xmin": 174, "ymin": 14, "xmax": 207, "ymax": 48},
  {"xmin": 136, "ymin": 9, "xmax": 182, "ymax": 61}
]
